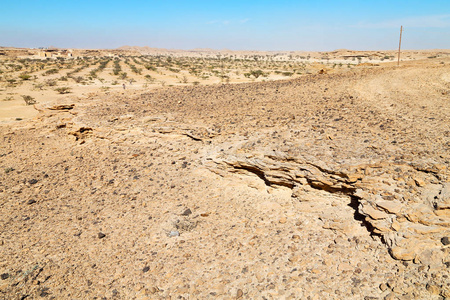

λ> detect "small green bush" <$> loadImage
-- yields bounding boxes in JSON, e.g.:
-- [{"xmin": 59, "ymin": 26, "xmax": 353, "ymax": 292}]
[
  {"xmin": 46, "ymin": 79, "xmax": 57, "ymax": 87},
  {"xmin": 55, "ymin": 87, "xmax": 71, "ymax": 94},
  {"xmin": 19, "ymin": 73, "xmax": 32, "ymax": 81},
  {"xmin": 43, "ymin": 68, "xmax": 59, "ymax": 76}
]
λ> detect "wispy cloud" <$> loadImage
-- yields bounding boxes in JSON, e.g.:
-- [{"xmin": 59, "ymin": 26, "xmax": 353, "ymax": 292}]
[
  {"xmin": 354, "ymin": 14, "xmax": 450, "ymax": 29},
  {"xmin": 206, "ymin": 18, "xmax": 250, "ymax": 26}
]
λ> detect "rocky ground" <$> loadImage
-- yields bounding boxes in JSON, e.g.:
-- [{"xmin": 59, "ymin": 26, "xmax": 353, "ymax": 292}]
[{"xmin": 0, "ymin": 59, "xmax": 449, "ymax": 299}]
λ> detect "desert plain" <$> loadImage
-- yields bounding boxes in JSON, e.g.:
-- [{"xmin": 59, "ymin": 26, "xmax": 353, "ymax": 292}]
[{"xmin": 0, "ymin": 47, "xmax": 450, "ymax": 299}]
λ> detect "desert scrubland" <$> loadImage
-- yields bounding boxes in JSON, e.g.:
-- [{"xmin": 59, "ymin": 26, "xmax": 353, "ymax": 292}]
[{"xmin": 0, "ymin": 47, "xmax": 450, "ymax": 299}]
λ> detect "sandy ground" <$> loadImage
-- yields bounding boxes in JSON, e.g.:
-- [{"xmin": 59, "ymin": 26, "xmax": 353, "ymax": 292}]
[
  {"xmin": 2, "ymin": 48, "xmax": 448, "ymax": 123},
  {"xmin": 0, "ymin": 51, "xmax": 449, "ymax": 299}
]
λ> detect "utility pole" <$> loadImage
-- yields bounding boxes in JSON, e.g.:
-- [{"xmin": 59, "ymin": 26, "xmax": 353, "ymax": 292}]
[{"xmin": 397, "ymin": 26, "xmax": 403, "ymax": 66}]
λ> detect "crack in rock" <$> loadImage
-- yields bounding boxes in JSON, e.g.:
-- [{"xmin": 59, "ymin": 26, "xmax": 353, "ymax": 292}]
[{"xmin": 207, "ymin": 148, "xmax": 450, "ymax": 264}]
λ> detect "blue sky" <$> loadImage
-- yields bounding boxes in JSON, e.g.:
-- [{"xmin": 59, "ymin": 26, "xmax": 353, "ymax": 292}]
[{"xmin": 1, "ymin": 0, "xmax": 449, "ymax": 50}]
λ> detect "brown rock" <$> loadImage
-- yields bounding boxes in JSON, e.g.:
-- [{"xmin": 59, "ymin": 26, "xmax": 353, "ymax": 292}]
[
  {"xmin": 390, "ymin": 247, "xmax": 415, "ymax": 261},
  {"xmin": 360, "ymin": 204, "xmax": 389, "ymax": 220},
  {"xmin": 376, "ymin": 200, "xmax": 403, "ymax": 214},
  {"xmin": 441, "ymin": 237, "xmax": 450, "ymax": 245},
  {"xmin": 425, "ymin": 283, "xmax": 440, "ymax": 295}
]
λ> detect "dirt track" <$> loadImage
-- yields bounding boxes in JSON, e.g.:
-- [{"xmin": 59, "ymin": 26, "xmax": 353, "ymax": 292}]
[{"xmin": 1, "ymin": 59, "xmax": 449, "ymax": 299}]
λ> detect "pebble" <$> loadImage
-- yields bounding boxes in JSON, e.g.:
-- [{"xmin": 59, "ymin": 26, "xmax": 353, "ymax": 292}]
[
  {"xmin": 441, "ymin": 236, "xmax": 450, "ymax": 246},
  {"xmin": 181, "ymin": 208, "xmax": 192, "ymax": 216},
  {"xmin": 27, "ymin": 199, "xmax": 36, "ymax": 205},
  {"xmin": 384, "ymin": 293, "xmax": 396, "ymax": 300},
  {"xmin": 236, "ymin": 289, "xmax": 243, "ymax": 298},
  {"xmin": 98, "ymin": 232, "xmax": 106, "ymax": 239},
  {"xmin": 169, "ymin": 231, "xmax": 180, "ymax": 237},
  {"xmin": 28, "ymin": 179, "xmax": 38, "ymax": 185},
  {"xmin": 1, "ymin": 273, "xmax": 9, "ymax": 280},
  {"xmin": 142, "ymin": 266, "xmax": 150, "ymax": 273},
  {"xmin": 386, "ymin": 279, "xmax": 396, "ymax": 289},
  {"xmin": 426, "ymin": 283, "xmax": 440, "ymax": 295}
]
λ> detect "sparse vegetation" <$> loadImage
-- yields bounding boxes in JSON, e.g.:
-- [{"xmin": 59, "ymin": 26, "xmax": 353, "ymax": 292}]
[
  {"xmin": 72, "ymin": 76, "xmax": 84, "ymax": 83},
  {"xmin": 46, "ymin": 79, "xmax": 57, "ymax": 87},
  {"xmin": 0, "ymin": 47, "xmax": 449, "ymax": 300},
  {"xmin": 119, "ymin": 72, "xmax": 128, "ymax": 79},
  {"xmin": 55, "ymin": 87, "xmax": 71, "ymax": 94},
  {"xmin": 19, "ymin": 73, "xmax": 32, "ymax": 81},
  {"xmin": 0, "ymin": 49, "xmax": 439, "ymax": 114},
  {"xmin": 43, "ymin": 68, "xmax": 59, "ymax": 76},
  {"xmin": 33, "ymin": 82, "xmax": 45, "ymax": 90},
  {"xmin": 21, "ymin": 95, "xmax": 36, "ymax": 105}
]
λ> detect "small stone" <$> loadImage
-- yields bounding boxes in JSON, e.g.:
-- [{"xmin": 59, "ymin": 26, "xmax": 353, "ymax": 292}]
[
  {"xmin": 27, "ymin": 199, "xmax": 36, "ymax": 205},
  {"xmin": 426, "ymin": 283, "xmax": 440, "ymax": 295},
  {"xmin": 292, "ymin": 235, "xmax": 300, "ymax": 241},
  {"xmin": 1, "ymin": 273, "xmax": 9, "ymax": 280},
  {"xmin": 379, "ymin": 283, "xmax": 388, "ymax": 291},
  {"xmin": 337, "ymin": 263, "xmax": 353, "ymax": 272},
  {"xmin": 390, "ymin": 246, "xmax": 415, "ymax": 261},
  {"xmin": 169, "ymin": 231, "xmax": 180, "ymax": 237},
  {"xmin": 288, "ymin": 255, "xmax": 300, "ymax": 263},
  {"xmin": 28, "ymin": 179, "xmax": 38, "ymax": 185},
  {"xmin": 236, "ymin": 289, "xmax": 243, "ymax": 298},
  {"xmin": 441, "ymin": 237, "xmax": 450, "ymax": 246},
  {"xmin": 98, "ymin": 232, "xmax": 106, "ymax": 239},
  {"xmin": 39, "ymin": 291, "xmax": 49, "ymax": 297},
  {"xmin": 142, "ymin": 266, "xmax": 150, "ymax": 273},
  {"xmin": 279, "ymin": 217, "xmax": 287, "ymax": 224},
  {"xmin": 414, "ymin": 177, "xmax": 426, "ymax": 187},
  {"xmin": 386, "ymin": 279, "xmax": 396, "ymax": 289},
  {"xmin": 39, "ymin": 287, "xmax": 50, "ymax": 297},
  {"xmin": 384, "ymin": 293, "xmax": 396, "ymax": 300},
  {"xmin": 181, "ymin": 208, "xmax": 192, "ymax": 216}
]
